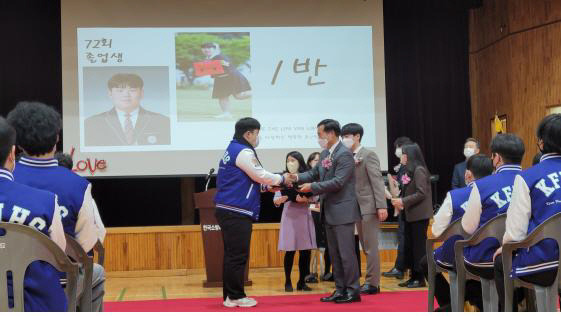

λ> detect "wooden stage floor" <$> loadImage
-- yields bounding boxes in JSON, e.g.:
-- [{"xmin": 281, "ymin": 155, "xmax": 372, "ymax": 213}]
[{"xmin": 105, "ymin": 262, "xmax": 425, "ymax": 302}]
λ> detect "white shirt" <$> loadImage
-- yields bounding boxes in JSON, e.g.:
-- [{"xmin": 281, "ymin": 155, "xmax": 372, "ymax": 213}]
[
  {"xmin": 74, "ymin": 184, "xmax": 106, "ymax": 251},
  {"xmin": 235, "ymin": 149, "xmax": 283, "ymax": 186},
  {"xmin": 432, "ymin": 192, "xmax": 453, "ymax": 237},
  {"xmin": 461, "ymin": 182, "xmax": 483, "ymax": 234},
  {"xmin": 503, "ymin": 175, "xmax": 532, "ymax": 244},
  {"xmin": 116, "ymin": 108, "xmax": 139, "ymax": 131},
  {"xmin": 329, "ymin": 140, "xmax": 341, "ymax": 158},
  {"xmin": 353, "ymin": 145, "xmax": 363, "ymax": 155},
  {"xmin": 433, "ymin": 182, "xmax": 475, "ymax": 237}
]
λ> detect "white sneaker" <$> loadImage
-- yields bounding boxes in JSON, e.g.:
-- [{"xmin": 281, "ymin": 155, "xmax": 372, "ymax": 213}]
[
  {"xmin": 214, "ymin": 112, "xmax": 233, "ymax": 119},
  {"xmin": 223, "ymin": 296, "xmax": 258, "ymax": 308}
]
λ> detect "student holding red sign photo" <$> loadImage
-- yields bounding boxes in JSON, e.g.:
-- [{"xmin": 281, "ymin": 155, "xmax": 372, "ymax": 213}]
[{"xmin": 200, "ymin": 42, "xmax": 251, "ymax": 119}]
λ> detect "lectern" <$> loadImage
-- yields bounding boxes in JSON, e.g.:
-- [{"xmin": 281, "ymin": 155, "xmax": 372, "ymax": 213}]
[{"xmin": 193, "ymin": 188, "xmax": 252, "ymax": 288}]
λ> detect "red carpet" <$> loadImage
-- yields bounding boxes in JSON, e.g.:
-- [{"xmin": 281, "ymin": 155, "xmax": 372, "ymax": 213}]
[{"xmin": 105, "ymin": 291, "xmax": 432, "ymax": 312}]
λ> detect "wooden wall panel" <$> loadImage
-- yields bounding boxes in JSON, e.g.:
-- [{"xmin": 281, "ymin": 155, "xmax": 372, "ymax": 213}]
[
  {"xmin": 470, "ymin": 0, "xmax": 561, "ymax": 167},
  {"xmin": 102, "ymin": 223, "xmax": 399, "ymax": 272},
  {"xmin": 508, "ymin": 0, "xmax": 561, "ymax": 33},
  {"xmin": 470, "ymin": 37, "xmax": 513, "ymax": 154},
  {"xmin": 469, "ymin": 0, "xmax": 509, "ymax": 52}
]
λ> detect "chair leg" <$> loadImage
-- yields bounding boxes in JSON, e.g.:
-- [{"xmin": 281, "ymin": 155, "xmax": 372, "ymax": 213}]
[
  {"xmin": 504, "ymin": 278, "xmax": 515, "ymax": 312},
  {"xmin": 427, "ymin": 266, "xmax": 436, "ymax": 311},
  {"xmin": 455, "ymin": 273, "xmax": 466, "ymax": 312},
  {"xmin": 480, "ymin": 278, "xmax": 499, "ymax": 312},
  {"xmin": 448, "ymin": 271, "xmax": 458, "ymax": 312},
  {"xmin": 534, "ymin": 285, "xmax": 557, "ymax": 312}
]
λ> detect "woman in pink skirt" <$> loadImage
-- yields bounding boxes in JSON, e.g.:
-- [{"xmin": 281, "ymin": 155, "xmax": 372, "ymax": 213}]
[{"xmin": 274, "ymin": 151, "xmax": 317, "ymax": 292}]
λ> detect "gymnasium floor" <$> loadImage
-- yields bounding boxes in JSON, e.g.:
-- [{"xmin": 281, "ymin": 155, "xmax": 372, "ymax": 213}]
[{"xmin": 105, "ymin": 262, "xmax": 424, "ymax": 302}]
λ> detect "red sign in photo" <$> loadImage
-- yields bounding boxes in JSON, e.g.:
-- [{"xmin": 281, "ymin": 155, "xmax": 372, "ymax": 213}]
[{"xmin": 193, "ymin": 60, "xmax": 225, "ymax": 76}]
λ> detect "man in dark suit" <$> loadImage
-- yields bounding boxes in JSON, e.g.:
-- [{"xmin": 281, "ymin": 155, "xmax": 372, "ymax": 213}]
[
  {"xmin": 451, "ymin": 137, "xmax": 480, "ymax": 189},
  {"xmin": 289, "ymin": 119, "xmax": 362, "ymax": 303},
  {"xmin": 84, "ymin": 73, "xmax": 170, "ymax": 146}
]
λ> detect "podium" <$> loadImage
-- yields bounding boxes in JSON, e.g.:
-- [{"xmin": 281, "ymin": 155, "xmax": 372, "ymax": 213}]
[{"xmin": 193, "ymin": 188, "xmax": 252, "ymax": 288}]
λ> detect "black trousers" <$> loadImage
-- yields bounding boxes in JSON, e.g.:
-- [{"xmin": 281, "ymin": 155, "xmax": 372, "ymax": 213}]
[
  {"xmin": 404, "ymin": 218, "xmax": 429, "ymax": 281},
  {"xmin": 420, "ymin": 255, "xmax": 483, "ymax": 309},
  {"xmin": 215, "ymin": 209, "xmax": 253, "ymax": 301},
  {"xmin": 355, "ymin": 234, "xmax": 362, "ymax": 277},
  {"xmin": 394, "ymin": 213, "xmax": 409, "ymax": 271},
  {"xmin": 284, "ymin": 250, "xmax": 311, "ymax": 285},
  {"xmin": 493, "ymin": 254, "xmax": 559, "ymax": 312}
]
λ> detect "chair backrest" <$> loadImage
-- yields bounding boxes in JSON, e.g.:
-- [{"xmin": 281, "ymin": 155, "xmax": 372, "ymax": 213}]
[
  {"xmin": 65, "ymin": 234, "xmax": 93, "ymax": 312},
  {"xmin": 462, "ymin": 213, "xmax": 507, "ymax": 246},
  {"xmin": 454, "ymin": 213, "xmax": 506, "ymax": 282},
  {"xmin": 93, "ymin": 240, "xmax": 105, "ymax": 267},
  {"xmin": 0, "ymin": 222, "xmax": 78, "ymax": 312},
  {"xmin": 433, "ymin": 218, "xmax": 470, "ymax": 243},
  {"xmin": 503, "ymin": 212, "xmax": 561, "ymax": 289}
]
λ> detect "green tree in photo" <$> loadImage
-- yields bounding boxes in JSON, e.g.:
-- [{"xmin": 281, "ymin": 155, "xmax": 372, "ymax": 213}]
[{"xmin": 175, "ymin": 33, "xmax": 250, "ymax": 72}]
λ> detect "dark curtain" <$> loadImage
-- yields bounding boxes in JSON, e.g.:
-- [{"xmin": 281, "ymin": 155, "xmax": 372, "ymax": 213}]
[
  {"xmin": 0, "ymin": 0, "xmax": 472, "ymax": 226},
  {"xmin": 384, "ymin": 0, "xmax": 473, "ymax": 206}
]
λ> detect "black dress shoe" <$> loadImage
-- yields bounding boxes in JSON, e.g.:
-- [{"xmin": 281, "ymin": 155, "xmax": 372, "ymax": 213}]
[
  {"xmin": 321, "ymin": 272, "xmax": 334, "ymax": 282},
  {"xmin": 406, "ymin": 280, "xmax": 426, "ymax": 288},
  {"xmin": 398, "ymin": 278, "xmax": 414, "ymax": 287},
  {"xmin": 297, "ymin": 281, "xmax": 312, "ymax": 291},
  {"xmin": 360, "ymin": 284, "xmax": 380, "ymax": 295},
  {"xmin": 305, "ymin": 273, "xmax": 319, "ymax": 283},
  {"xmin": 285, "ymin": 283, "xmax": 293, "ymax": 292},
  {"xmin": 382, "ymin": 267, "xmax": 404, "ymax": 279},
  {"xmin": 335, "ymin": 292, "xmax": 361, "ymax": 304},
  {"xmin": 320, "ymin": 291, "xmax": 344, "ymax": 302}
]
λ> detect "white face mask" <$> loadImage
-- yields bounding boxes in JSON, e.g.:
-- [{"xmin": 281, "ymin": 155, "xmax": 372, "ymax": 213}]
[
  {"xmin": 318, "ymin": 138, "xmax": 328, "ymax": 149},
  {"xmin": 463, "ymin": 147, "xmax": 475, "ymax": 158},
  {"xmin": 342, "ymin": 137, "xmax": 354, "ymax": 149},
  {"xmin": 286, "ymin": 161, "xmax": 299, "ymax": 174},
  {"xmin": 254, "ymin": 135, "xmax": 260, "ymax": 148},
  {"xmin": 395, "ymin": 147, "xmax": 402, "ymax": 159}
]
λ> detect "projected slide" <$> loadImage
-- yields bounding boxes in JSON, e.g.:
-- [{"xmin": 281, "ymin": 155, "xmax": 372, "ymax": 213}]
[{"xmin": 77, "ymin": 27, "xmax": 377, "ymax": 152}]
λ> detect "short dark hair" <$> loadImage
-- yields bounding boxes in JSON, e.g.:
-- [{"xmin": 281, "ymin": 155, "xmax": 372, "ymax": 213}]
[
  {"xmin": 317, "ymin": 119, "xmax": 341, "ymax": 137},
  {"xmin": 7, "ymin": 101, "xmax": 61, "ymax": 156},
  {"xmin": 466, "ymin": 154, "xmax": 493, "ymax": 180},
  {"xmin": 532, "ymin": 152, "xmax": 543, "ymax": 166},
  {"xmin": 55, "ymin": 152, "xmax": 73, "ymax": 170},
  {"xmin": 465, "ymin": 137, "xmax": 480, "ymax": 149},
  {"xmin": 394, "ymin": 136, "xmax": 412, "ymax": 148},
  {"xmin": 490, "ymin": 133, "xmax": 525, "ymax": 165},
  {"xmin": 341, "ymin": 123, "xmax": 364, "ymax": 141},
  {"xmin": 234, "ymin": 117, "xmax": 260, "ymax": 139},
  {"xmin": 402, "ymin": 143, "xmax": 429, "ymax": 174},
  {"xmin": 285, "ymin": 151, "xmax": 309, "ymax": 173},
  {"xmin": 201, "ymin": 42, "xmax": 218, "ymax": 49},
  {"xmin": 307, "ymin": 152, "xmax": 320, "ymax": 169},
  {"xmin": 107, "ymin": 73, "xmax": 144, "ymax": 89},
  {"xmin": 537, "ymin": 114, "xmax": 561, "ymax": 154},
  {"xmin": 0, "ymin": 117, "xmax": 16, "ymax": 166}
]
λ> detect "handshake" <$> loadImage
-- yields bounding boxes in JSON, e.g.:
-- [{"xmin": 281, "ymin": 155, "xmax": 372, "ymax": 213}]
[
  {"xmin": 275, "ymin": 173, "xmax": 313, "ymax": 193},
  {"xmin": 282, "ymin": 172, "xmax": 298, "ymax": 186}
]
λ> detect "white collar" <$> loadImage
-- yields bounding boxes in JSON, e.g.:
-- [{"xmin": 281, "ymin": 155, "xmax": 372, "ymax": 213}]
[
  {"xmin": 115, "ymin": 107, "xmax": 139, "ymax": 118},
  {"xmin": 540, "ymin": 153, "xmax": 561, "ymax": 162},
  {"xmin": 0, "ymin": 168, "xmax": 14, "ymax": 181},
  {"xmin": 329, "ymin": 140, "xmax": 340, "ymax": 155},
  {"xmin": 353, "ymin": 145, "xmax": 363, "ymax": 155}
]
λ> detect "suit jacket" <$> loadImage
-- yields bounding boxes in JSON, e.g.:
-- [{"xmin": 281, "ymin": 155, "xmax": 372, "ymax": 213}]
[
  {"xmin": 84, "ymin": 107, "xmax": 170, "ymax": 146},
  {"xmin": 402, "ymin": 165, "xmax": 433, "ymax": 222},
  {"xmin": 354, "ymin": 147, "xmax": 388, "ymax": 215},
  {"xmin": 298, "ymin": 142, "xmax": 361, "ymax": 226},
  {"xmin": 451, "ymin": 160, "xmax": 467, "ymax": 189}
]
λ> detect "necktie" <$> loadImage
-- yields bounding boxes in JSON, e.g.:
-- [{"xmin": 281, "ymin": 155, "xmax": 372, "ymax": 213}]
[{"xmin": 124, "ymin": 113, "xmax": 134, "ymax": 145}]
